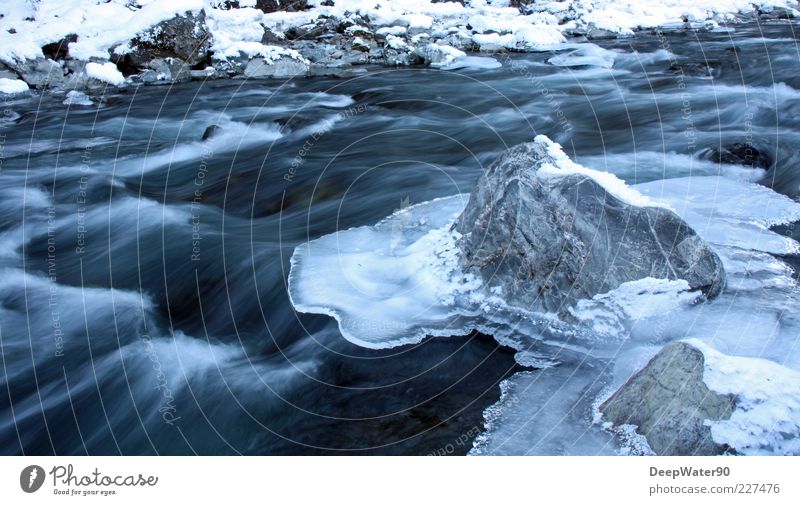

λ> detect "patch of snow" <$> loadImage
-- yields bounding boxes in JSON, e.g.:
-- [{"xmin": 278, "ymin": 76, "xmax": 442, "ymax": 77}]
[
  {"xmin": 376, "ymin": 25, "xmax": 408, "ymax": 36},
  {"xmin": 206, "ymin": 7, "xmax": 269, "ymax": 60},
  {"xmin": 533, "ymin": 135, "xmax": 666, "ymax": 208},
  {"xmin": 0, "ymin": 78, "xmax": 29, "ymax": 94},
  {"xmin": 403, "ymin": 13, "xmax": 434, "ymax": 29},
  {"xmin": 84, "ymin": 62, "xmax": 125, "ymax": 85},
  {"xmin": 385, "ymin": 34, "xmax": 411, "ymax": 51}
]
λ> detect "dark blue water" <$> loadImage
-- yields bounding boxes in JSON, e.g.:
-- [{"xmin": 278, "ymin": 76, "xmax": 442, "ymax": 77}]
[{"xmin": 1, "ymin": 21, "xmax": 799, "ymax": 455}]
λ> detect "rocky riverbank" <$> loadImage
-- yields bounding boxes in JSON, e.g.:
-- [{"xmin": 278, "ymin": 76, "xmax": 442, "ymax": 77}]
[{"xmin": 1, "ymin": 0, "xmax": 799, "ymax": 95}]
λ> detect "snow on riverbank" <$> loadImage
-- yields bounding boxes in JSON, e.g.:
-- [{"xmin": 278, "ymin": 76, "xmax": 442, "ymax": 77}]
[
  {"xmin": 1, "ymin": 0, "xmax": 798, "ymax": 89},
  {"xmin": 0, "ymin": 77, "xmax": 29, "ymax": 94}
]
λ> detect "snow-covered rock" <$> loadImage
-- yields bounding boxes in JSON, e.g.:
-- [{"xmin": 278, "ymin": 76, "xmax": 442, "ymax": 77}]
[
  {"xmin": 243, "ymin": 55, "xmax": 309, "ymax": 78},
  {"xmin": 414, "ymin": 43, "xmax": 466, "ymax": 68},
  {"xmin": 0, "ymin": 78, "xmax": 29, "ymax": 94},
  {"xmin": 147, "ymin": 57, "xmax": 192, "ymax": 82},
  {"xmin": 600, "ymin": 341, "xmax": 735, "ymax": 455},
  {"xmin": 62, "ymin": 90, "xmax": 93, "ymax": 106},
  {"xmin": 602, "ymin": 340, "xmax": 800, "ymax": 455},
  {"xmin": 84, "ymin": 61, "xmax": 126, "ymax": 86},
  {"xmin": 117, "ymin": 10, "xmax": 211, "ymax": 70},
  {"xmin": 455, "ymin": 136, "xmax": 725, "ymax": 314},
  {"xmin": 12, "ymin": 58, "xmax": 66, "ymax": 88},
  {"xmin": 690, "ymin": 339, "xmax": 800, "ymax": 456}
]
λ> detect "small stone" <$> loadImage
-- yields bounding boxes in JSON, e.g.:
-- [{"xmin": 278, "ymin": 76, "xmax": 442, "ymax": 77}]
[{"xmin": 202, "ymin": 125, "xmax": 221, "ymax": 141}]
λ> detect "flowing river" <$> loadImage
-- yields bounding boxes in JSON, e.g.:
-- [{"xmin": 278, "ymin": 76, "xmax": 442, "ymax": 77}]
[{"xmin": 1, "ymin": 21, "xmax": 799, "ymax": 455}]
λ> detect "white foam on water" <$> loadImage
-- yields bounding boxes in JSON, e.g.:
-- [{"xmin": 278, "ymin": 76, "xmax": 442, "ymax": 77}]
[
  {"xmin": 547, "ymin": 44, "xmax": 618, "ymax": 69},
  {"xmin": 442, "ymin": 56, "xmax": 502, "ymax": 71},
  {"xmin": 576, "ymin": 150, "xmax": 767, "ymax": 184},
  {"xmin": 296, "ymin": 92, "xmax": 356, "ymax": 109},
  {"xmin": 111, "ymin": 117, "xmax": 283, "ymax": 176},
  {"xmin": 613, "ymin": 48, "xmax": 676, "ymax": 69}
]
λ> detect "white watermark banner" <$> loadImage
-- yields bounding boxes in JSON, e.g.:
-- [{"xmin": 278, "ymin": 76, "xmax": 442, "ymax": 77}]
[{"xmin": 1, "ymin": 456, "xmax": 798, "ymax": 504}]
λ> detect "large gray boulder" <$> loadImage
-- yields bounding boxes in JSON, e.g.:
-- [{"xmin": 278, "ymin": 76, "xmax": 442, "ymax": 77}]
[
  {"xmin": 455, "ymin": 137, "xmax": 725, "ymax": 313},
  {"xmin": 600, "ymin": 342, "xmax": 736, "ymax": 455},
  {"xmin": 254, "ymin": 0, "xmax": 310, "ymax": 13},
  {"xmin": 14, "ymin": 58, "xmax": 66, "ymax": 88},
  {"xmin": 119, "ymin": 11, "xmax": 210, "ymax": 71}
]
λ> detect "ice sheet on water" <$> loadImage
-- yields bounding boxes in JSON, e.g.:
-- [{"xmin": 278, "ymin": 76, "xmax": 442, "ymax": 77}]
[
  {"xmin": 289, "ymin": 143, "xmax": 800, "ymax": 454},
  {"xmin": 479, "ymin": 174, "xmax": 800, "ymax": 455},
  {"xmin": 288, "ymin": 194, "xmax": 487, "ymax": 349},
  {"xmin": 288, "ymin": 137, "xmax": 686, "ymax": 352},
  {"xmin": 289, "ymin": 139, "xmax": 780, "ymax": 355},
  {"xmin": 638, "ymin": 175, "xmax": 800, "ymax": 231},
  {"xmin": 636, "ymin": 175, "xmax": 800, "ymax": 279},
  {"xmin": 569, "ymin": 278, "xmax": 703, "ymax": 339},
  {"xmin": 470, "ymin": 363, "xmax": 619, "ymax": 456},
  {"xmin": 622, "ymin": 176, "xmax": 800, "ymax": 363}
]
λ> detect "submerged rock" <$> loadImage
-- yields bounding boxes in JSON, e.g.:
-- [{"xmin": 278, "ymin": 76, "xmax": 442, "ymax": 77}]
[
  {"xmin": 600, "ymin": 342, "xmax": 735, "ymax": 455},
  {"xmin": 202, "ymin": 125, "xmax": 221, "ymax": 141},
  {"xmin": 710, "ymin": 142, "xmax": 772, "ymax": 169},
  {"xmin": 668, "ymin": 60, "xmax": 722, "ymax": 78},
  {"xmin": 455, "ymin": 137, "xmax": 725, "ymax": 314}
]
